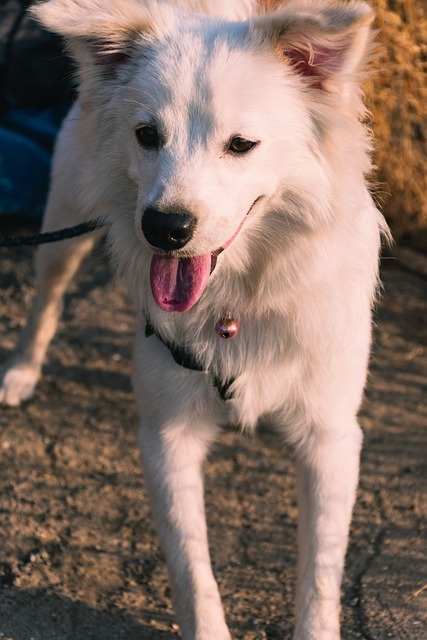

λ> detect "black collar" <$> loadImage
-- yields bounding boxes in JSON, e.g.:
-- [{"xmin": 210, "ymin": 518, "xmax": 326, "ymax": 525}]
[{"xmin": 145, "ymin": 321, "xmax": 234, "ymax": 401}]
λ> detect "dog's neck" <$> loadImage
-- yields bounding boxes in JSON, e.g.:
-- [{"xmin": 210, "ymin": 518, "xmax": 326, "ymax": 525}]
[{"xmin": 145, "ymin": 320, "xmax": 235, "ymax": 401}]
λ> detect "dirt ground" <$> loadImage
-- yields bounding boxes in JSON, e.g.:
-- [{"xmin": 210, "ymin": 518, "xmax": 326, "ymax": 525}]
[{"xmin": 0, "ymin": 226, "xmax": 425, "ymax": 640}]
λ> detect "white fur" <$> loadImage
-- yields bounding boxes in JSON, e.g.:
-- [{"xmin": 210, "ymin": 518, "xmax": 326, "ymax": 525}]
[{"xmin": 0, "ymin": 1, "xmax": 388, "ymax": 638}]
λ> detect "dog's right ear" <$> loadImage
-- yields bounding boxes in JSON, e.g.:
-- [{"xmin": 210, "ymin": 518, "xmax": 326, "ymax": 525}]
[
  {"xmin": 252, "ymin": 0, "xmax": 374, "ymax": 92},
  {"xmin": 30, "ymin": 0, "xmax": 164, "ymax": 73}
]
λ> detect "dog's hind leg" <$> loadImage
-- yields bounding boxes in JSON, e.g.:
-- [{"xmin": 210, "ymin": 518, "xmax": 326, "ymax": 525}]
[
  {"xmin": 0, "ymin": 107, "xmax": 107, "ymax": 406},
  {"xmin": 293, "ymin": 419, "xmax": 363, "ymax": 640},
  {"xmin": 0, "ymin": 194, "xmax": 103, "ymax": 406}
]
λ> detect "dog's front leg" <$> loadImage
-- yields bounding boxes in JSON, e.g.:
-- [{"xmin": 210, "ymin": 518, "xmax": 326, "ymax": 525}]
[
  {"xmin": 138, "ymin": 416, "xmax": 231, "ymax": 640},
  {"xmin": 293, "ymin": 420, "xmax": 363, "ymax": 640}
]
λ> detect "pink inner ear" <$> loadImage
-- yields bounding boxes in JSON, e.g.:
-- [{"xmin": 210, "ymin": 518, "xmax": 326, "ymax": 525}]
[
  {"xmin": 94, "ymin": 51, "xmax": 129, "ymax": 66},
  {"xmin": 257, "ymin": 0, "xmax": 285, "ymax": 10},
  {"xmin": 91, "ymin": 42, "xmax": 130, "ymax": 67},
  {"xmin": 284, "ymin": 42, "xmax": 349, "ymax": 85}
]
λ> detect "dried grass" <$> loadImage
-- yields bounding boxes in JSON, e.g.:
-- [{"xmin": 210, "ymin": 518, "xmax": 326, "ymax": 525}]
[{"xmin": 364, "ymin": 0, "xmax": 427, "ymax": 249}]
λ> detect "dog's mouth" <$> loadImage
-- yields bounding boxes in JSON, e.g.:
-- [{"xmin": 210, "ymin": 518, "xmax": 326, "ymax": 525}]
[{"xmin": 150, "ymin": 197, "xmax": 261, "ymax": 312}]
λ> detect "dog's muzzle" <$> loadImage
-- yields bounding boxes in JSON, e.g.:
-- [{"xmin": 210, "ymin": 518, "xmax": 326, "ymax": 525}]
[{"xmin": 144, "ymin": 196, "xmax": 263, "ymax": 313}]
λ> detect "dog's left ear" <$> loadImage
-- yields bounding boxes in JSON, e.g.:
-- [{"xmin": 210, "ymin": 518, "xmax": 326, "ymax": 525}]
[
  {"xmin": 252, "ymin": 0, "xmax": 374, "ymax": 90},
  {"xmin": 30, "ymin": 0, "xmax": 160, "ymax": 73}
]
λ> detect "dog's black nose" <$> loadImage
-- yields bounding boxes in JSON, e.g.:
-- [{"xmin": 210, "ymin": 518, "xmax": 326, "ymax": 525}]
[{"xmin": 141, "ymin": 208, "xmax": 196, "ymax": 251}]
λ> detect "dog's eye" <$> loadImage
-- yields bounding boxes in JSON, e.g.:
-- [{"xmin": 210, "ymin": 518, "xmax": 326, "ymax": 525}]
[
  {"xmin": 135, "ymin": 125, "xmax": 162, "ymax": 150},
  {"xmin": 228, "ymin": 136, "xmax": 257, "ymax": 154}
]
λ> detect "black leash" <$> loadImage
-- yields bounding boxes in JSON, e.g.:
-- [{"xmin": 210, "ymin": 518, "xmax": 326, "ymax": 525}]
[{"xmin": 0, "ymin": 219, "xmax": 105, "ymax": 246}]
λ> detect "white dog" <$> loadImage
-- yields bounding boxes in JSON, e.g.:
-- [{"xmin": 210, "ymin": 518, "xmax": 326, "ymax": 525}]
[{"xmin": 0, "ymin": 1, "xmax": 388, "ymax": 638}]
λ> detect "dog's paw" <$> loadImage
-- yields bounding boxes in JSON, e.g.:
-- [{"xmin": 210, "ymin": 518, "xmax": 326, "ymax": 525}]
[{"xmin": 0, "ymin": 361, "xmax": 41, "ymax": 406}]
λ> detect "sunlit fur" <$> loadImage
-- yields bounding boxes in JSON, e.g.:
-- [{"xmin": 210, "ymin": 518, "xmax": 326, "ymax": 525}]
[{"xmin": 1, "ymin": 1, "xmax": 388, "ymax": 639}]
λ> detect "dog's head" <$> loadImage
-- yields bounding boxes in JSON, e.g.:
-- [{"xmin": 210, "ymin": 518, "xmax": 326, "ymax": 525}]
[{"xmin": 33, "ymin": 0, "xmax": 374, "ymax": 312}]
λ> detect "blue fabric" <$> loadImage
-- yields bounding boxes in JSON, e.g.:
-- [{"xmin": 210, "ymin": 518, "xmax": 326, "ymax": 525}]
[{"xmin": 0, "ymin": 103, "xmax": 70, "ymax": 219}]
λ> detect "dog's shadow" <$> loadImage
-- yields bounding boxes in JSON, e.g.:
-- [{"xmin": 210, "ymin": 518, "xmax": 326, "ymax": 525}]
[{"xmin": 0, "ymin": 588, "xmax": 177, "ymax": 640}]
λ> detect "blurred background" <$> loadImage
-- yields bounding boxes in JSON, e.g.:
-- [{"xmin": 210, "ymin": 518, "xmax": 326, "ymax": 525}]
[{"xmin": 365, "ymin": 0, "xmax": 426, "ymax": 252}]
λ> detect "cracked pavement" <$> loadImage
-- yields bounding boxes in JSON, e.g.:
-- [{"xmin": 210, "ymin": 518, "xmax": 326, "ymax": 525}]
[{"xmin": 0, "ymin": 230, "xmax": 426, "ymax": 639}]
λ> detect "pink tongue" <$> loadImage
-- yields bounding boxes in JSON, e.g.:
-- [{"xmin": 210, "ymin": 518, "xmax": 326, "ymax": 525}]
[{"xmin": 150, "ymin": 253, "xmax": 212, "ymax": 312}]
